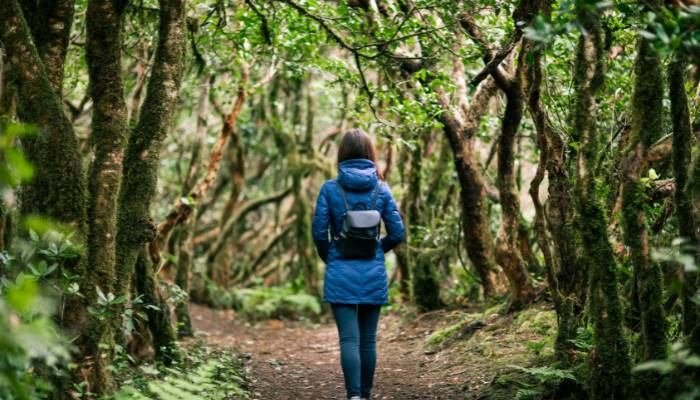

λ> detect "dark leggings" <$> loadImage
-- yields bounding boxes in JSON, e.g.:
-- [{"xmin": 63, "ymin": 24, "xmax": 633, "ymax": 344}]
[{"xmin": 331, "ymin": 304, "xmax": 381, "ymax": 399}]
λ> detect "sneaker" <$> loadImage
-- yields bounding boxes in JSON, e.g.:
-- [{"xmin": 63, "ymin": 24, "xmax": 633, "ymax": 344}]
[{"xmin": 349, "ymin": 397, "xmax": 362, "ymax": 400}]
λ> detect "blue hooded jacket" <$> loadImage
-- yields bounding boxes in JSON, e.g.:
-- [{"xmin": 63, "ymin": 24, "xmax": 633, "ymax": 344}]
[{"xmin": 312, "ymin": 158, "xmax": 405, "ymax": 305}]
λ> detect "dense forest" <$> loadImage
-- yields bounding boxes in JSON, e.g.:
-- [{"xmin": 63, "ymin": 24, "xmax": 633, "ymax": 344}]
[{"xmin": 1, "ymin": 0, "xmax": 700, "ymax": 399}]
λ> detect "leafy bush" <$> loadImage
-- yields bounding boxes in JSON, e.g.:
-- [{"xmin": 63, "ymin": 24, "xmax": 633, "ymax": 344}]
[
  {"xmin": 0, "ymin": 276, "xmax": 69, "ymax": 400},
  {"xmin": 192, "ymin": 281, "xmax": 321, "ymax": 321},
  {"xmin": 0, "ymin": 120, "xmax": 70, "ymax": 399},
  {"xmin": 0, "ymin": 228, "xmax": 78, "ymax": 400},
  {"xmin": 111, "ymin": 349, "xmax": 251, "ymax": 400},
  {"xmin": 485, "ymin": 363, "xmax": 584, "ymax": 400},
  {"xmin": 232, "ymin": 286, "xmax": 321, "ymax": 320},
  {"xmin": 633, "ymin": 342, "xmax": 700, "ymax": 400},
  {"xmin": 195, "ymin": 280, "xmax": 238, "ymax": 310}
]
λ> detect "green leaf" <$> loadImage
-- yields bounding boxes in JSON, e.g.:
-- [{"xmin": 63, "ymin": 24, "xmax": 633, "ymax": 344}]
[
  {"xmin": 6, "ymin": 275, "xmax": 39, "ymax": 313},
  {"xmin": 633, "ymin": 360, "xmax": 673, "ymax": 374},
  {"xmin": 648, "ymin": 168, "xmax": 659, "ymax": 180}
]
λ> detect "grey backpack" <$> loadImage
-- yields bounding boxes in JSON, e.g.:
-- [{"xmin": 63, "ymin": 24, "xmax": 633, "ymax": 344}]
[{"xmin": 335, "ymin": 184, "xmax": 381, "ymax": 259}]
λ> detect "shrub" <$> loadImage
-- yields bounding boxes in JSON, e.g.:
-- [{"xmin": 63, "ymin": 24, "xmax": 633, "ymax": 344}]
[
  {"xmin": 111, "ymin": 349, "xmax": 251, "ymax": 400},
  {"xmin": 233, "ymin": 286, "xmax": 321, "ymax": 320}
]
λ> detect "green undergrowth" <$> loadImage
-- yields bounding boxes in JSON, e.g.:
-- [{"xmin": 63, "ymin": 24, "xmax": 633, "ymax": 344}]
[
  {"xmin": 420, "ymin": 303, "xmax": 588, "ymax": 399},
  {"xmin": 232, "ymin": 286, "xmax": 321, "ymax": 320},
  {"xmin": 108, "ymin": 338, "xmax": 253, "ymax": 400},
  {"xmin": 484, "ymin": 361, "xmax": 586, "ymax": 400},
  {"xmin": 424, "ymin": 312, "xmax": 486, "ymax": 350},
  {"xmin": 200, "ymin": 283, "xmax": 321, "ymax": 321}
]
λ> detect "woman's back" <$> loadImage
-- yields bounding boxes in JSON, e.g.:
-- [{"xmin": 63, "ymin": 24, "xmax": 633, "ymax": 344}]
[
  {"xmin": 311, "ymin": 129, "xmax": 405, "ymax": 400},
  {"xmin": 312, "ymin": 158, "xmax": 404, "ymax": 305}
]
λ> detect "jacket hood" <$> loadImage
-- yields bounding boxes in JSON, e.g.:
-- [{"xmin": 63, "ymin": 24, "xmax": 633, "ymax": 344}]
[{"xmin": 337, "ymin": 159, "xmax": 378, "ymax": 191}]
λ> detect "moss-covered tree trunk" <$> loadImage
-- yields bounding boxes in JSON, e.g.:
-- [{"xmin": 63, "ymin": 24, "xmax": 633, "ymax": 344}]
[
  {"xmin": 18, "ymin": 0, "xmax": 74, "ymax": 94},
  {"xmin": 406, "ymin": 131, "xmax": 442, "ymax": 311},
  {"xmin": 522, "ymin": 2, "xmax": 584, "ymax": 358},
  {"xmin": 134, "ymin": 248, "xmax": 180, "ymax": 364},
  {"xmin": 691, "ymin": 111, "xmax": 700, "ymax": 352},
  {"xmin": 623, "ymin": 36, "xmax": 667, "ymax": 369},
  {"xmin": 0, "ymin": 0, "xmax": 85, "ymax": 229},
  {"xmin": 396, "ymin": 21, "xmax": 501, "ymax": 299},
  {"xmin": 82, "ymin": 0, "xmax": 131, "ymax": 393},
  {"xmin": 669, "ymin": 53, "xmax": 696, "ymax": 336},
  {"xmin": 0, "ymin": 0, "xmax": 115, "ymax": 393},
  {"xmin": 546, "ymin": 121, "xmax": 585, "ymax": 363},
  {"xmin": 526, "ymin": 30, "xmax": 583, "ymax": 363},
  {"xmin": 174, "ymin": 221, "xmax": 194, "ymax": 337},
  {"xmin": 571, "ymin": 6, "xmax": 631, "ymax": 398},
  {"xmin": 493, "ymin": 39, "xmax": 537, "ymax": 311},
  {"xmin": 115, "ymin": 0, "xmax": 187, "ymax": 362},
  {"xmin": 439, "ymin": 78, "xmax": 499, "ymax": 298},
  {"xmin": 394, "ymin": 144, "xmax": 411, "ymax": 300}
]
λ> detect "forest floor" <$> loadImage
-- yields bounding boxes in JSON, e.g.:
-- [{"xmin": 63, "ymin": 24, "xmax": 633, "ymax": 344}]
[{"xmin": 189, "ymin": 302, "xmax": 558, "ymax": 400}]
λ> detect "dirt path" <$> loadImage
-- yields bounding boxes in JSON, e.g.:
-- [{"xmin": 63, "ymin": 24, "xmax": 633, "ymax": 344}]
[{"xmin": 190, "ymin": 305, "xmax": 467, "ymax": 400}]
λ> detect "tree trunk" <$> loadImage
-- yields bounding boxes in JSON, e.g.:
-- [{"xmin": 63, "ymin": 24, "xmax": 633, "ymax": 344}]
[
  {"xmin": 530, "ymin": 39, "xmax": 586, "ymax": 363},
  {"xmin": 669, "ymin": 53, "xmax": 696, "ymax": 336},
  {"xmin": 439, "ymin": 78, "xmax": 499, "ymax": 298},
  {"xmin": 493, "ymin": 40, "xmax": 537, "ymax": 310},
  {"xmin": 0, "ymin": 0, "xmax": 102, "ymax": 393},
  {"xmin": 691, "ymin": 111, "xmax": 700, "ymax": 352},
  {"xmin": 81, "ymin": 0, "xmax": 131, "ymax": 393},
  {"xmin": 18, "ymin": 0, "xmax": 74, "ymax": 94},
  {"xmin": 0, "ymin": 0, "xmax": 85, "ymax": 228},
  {"xmin": 393, "ymin": 244, "xmax": 410, "ymax": 298},
  {"xmin": 623, "ymin": 36, "xmax": 667, "ymax": 367},
  {"xmin": 407, "ymin": 132, "xmax": 442, "ymax": 311},
  {"xmin": 182, "ymin": 74, "xmax": 211, "ymax": 194},
  {"xmin": 134, "ymin": 248, "xmax": 180, "ymax": 364},
  {"xmin": 174, "ymin": 224, "xmax": 194, "ymax": 337},
  {"xmin": 290, "ymin": 146, "xmax": 319, "ymax": 296},
  {"xmin": 115, "ymin": 0, "xmax": 187, "ymax": 362},
  {"xmin": 572, "ymin": 6, "xmax": 631, "ymax": 398}
]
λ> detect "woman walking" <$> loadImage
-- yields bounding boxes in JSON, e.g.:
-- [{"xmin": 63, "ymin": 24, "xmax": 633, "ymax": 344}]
[{"xmin": 312, "ymin": 129, "xmax": 405, "ymax": 400}]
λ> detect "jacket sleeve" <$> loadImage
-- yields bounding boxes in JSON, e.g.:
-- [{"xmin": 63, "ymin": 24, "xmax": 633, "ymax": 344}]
[
  {"xmin": 379, "ymin": 182, "xmax": 405, "ymax": 253},
  {"xmin": 312, "ymin": 182, "xmax": 331, "ymax": 263}
]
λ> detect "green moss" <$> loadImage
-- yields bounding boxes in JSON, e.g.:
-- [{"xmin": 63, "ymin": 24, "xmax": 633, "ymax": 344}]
[
  {"xmin": 570, "ymin": 7, "xmax": 633, "ymax": 398},
  {"xmin": 479, "ymin": 362, "xmax": 586, "ymax": 400},
  {"xmin": 410, "ymin": 253, "xmax": 444, "ymax": 311},
  {"xmin": 554, "ymin": 297, "xmax": 578, "ymax": 364},
  {"xmin": 425, "ymin": 323, "xmax": 462, "ymax": 348},
  {"xmin": 515, "ymin": 309, "xmax": 557, "ymax": 336},
  {"xmin": 621, "ymin": 38, "xmax": 668, "ymax": 400},
  {"xmin": 484, "ymin": 302, "xmax": 508, "ymax": 317},
  {"xmin": 0, "ymin": 0, "xmax": 86, "ymax": 229},
  {"xmin": 424, "ymin": 313, "xmax": 485, "ymax": 349}
]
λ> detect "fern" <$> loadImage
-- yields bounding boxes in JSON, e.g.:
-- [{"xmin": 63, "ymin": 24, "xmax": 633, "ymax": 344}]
[
  {"xmin": 515, "ymin": 388, "xmax": 541, "ymax": 400},
  {"xmin": 509, "ymin": 365, "xmax": 576, "ymax": 384},
  {"xmin": 111, "ymin": 352, "xmax": 251, "ymax": 400}
]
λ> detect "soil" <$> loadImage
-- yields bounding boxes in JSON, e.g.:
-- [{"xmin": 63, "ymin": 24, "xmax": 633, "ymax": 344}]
[{"xmin": 190, "ymin": 304, "xmax": 469, "ymax": 400}]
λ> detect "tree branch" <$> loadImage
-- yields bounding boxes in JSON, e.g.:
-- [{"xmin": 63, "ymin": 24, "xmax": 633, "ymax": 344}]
[
  {"xmin": 150, "ymin": 71, "xmax": 249, "ymax": 265},
  {"xmin": 203, "ymin": 187, "xmax": 293, "ymax": 260},
  {"xmin": 457, "ymin": 13, "xmax": 515, "ymax": 90}
]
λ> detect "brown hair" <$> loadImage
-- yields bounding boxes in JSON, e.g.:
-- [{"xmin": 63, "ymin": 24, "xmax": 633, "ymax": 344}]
[{"xmin": 337, "ymin": 129, "xmax": 377, "ymax": 164}]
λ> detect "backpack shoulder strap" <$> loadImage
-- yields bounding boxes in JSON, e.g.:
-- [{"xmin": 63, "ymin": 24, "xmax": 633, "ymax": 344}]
[
  {"xmin": 370, "ymin": 181, "xmax": 382, "ymax": 210},
  {"xmin": 337, "ymin": 183, "xmax": 349, "ymax": 212}
]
